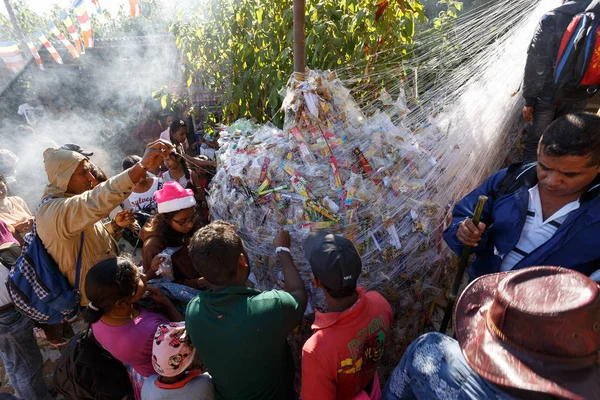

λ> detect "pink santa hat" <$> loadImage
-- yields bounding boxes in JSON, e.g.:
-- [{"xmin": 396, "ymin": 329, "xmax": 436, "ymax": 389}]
[{"xmin": 154, "ymin": 181, "xmax": 196, "ymax": 214}]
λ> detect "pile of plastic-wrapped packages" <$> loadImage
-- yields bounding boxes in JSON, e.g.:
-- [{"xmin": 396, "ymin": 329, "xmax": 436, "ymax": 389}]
[{"xmin": 209, "ymin": 69, "xmax": 455, "ymax": 355}]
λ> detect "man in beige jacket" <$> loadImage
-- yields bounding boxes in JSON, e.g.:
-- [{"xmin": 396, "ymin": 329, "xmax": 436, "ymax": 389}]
[{"xmin": 36, "ymin": 140, "xmax": 172, "ymax": 306}]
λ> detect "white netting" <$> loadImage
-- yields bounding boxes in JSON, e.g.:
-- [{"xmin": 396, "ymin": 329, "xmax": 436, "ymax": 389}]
[
  {"xmin": 208, "ymin": 0, "xmax": 557, "ymax": 344},
  {"xmin": 210, "ymin": 71, "xmax": 442, "ymax": 312}
]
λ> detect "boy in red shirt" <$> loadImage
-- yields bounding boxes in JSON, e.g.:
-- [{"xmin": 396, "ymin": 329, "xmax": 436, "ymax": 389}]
[{"xmin": 301, "ymin": 232, "xmax": 393, "ymax": 400}]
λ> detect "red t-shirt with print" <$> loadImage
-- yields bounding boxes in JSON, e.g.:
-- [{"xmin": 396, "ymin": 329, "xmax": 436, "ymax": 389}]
[{"xmin": 301, "ymin": 287, "xmax": 393, "ymax": 400}]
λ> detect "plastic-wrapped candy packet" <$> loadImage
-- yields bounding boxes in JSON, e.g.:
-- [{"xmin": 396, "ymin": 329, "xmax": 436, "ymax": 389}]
[
  {"xmin": 208, "ymin": 69, "xmax": 458, "ymax": 316},
  {"xmin": 155, "ymin": 246, "xmax": 181, "ymax": 282}
]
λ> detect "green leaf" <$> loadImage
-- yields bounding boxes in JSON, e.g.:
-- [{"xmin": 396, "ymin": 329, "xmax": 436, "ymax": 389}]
[{"xmin": 170, "ymin": 0, "xmax": 426, "ymax": 126}]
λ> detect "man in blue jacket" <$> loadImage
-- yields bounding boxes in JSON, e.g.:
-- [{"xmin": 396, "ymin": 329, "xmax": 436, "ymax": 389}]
[{"xmin": 444, "ymin": 113, "xmax": 600, "ymax": 280}]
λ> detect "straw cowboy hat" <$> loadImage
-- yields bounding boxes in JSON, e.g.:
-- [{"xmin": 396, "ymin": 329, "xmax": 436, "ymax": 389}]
[{"xmin": 455, "ymin": 266, "xmax": 600, "ymax": 400}]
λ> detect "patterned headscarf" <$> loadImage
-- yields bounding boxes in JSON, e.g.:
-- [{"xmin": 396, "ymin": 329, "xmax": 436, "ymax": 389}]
[{"xmin": 152, "ymin": 322, "xmax": 195, "ymax": 377}]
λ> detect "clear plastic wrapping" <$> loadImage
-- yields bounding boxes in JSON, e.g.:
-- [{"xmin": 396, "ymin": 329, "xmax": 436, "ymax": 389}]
[{"xmin": 209, "ymin": 70, "xmax": 449, "ymax": 313}]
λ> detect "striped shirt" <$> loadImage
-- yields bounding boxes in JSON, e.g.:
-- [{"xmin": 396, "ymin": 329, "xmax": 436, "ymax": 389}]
[{"xmin": 500, "ymin": 184, "xmax": 580, "ymax": 272}]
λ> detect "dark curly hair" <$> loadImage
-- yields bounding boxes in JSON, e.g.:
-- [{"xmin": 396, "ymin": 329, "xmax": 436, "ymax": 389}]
[
  {"xmin": 189, "ymin": 221, "xmax": 247, "ymax": 286},
  {"xmin": 147, "ymin": 208, "xmax": 197, "ymax": 247},
  {"xmin": 541, "ymin": 113, "xmax": 600, "ymax": 165},
  {"xmin": 122, "ymin": 155, "xmax": 142, "ymax": 171},
  {"xmin": 82, "ymin": 257, "xmax": 139, "ymax": 323}
]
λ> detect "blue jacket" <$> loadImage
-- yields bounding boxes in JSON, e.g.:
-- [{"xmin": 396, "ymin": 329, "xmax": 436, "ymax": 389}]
[{"xmin": 443, "ymin": 163, "xmax": 600, "ymax": 280}]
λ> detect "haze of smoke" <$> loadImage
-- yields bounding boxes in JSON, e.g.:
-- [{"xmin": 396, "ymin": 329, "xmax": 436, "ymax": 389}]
[{"xmin": 0, "ymin": 20, "xmax": 180, "ymax": 206}]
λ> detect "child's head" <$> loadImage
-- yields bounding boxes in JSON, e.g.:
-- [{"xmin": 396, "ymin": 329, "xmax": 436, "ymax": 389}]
[
  {"xmin": 154, "ymin": 181, "xmax": 197, "ymax": 234},
  {"xmin": 152, "ymin": 322, "xmax": 195, "ymax": 378},
  {"xmin": 189, "ymin": 221, "xmax": 249, "ymax": 286},
  {"xmin": 82, "ymin": 257, "xmax": 147, "ymax": 323},
  {"xmin": 169, "ymin": 119, "xmax": 188, "ymax": 145},
  {"xmin": 122, "ymin": 155, "xmax": 142, "ymax": 171},
  {"xmin": 164, "ymin": 154, "xmax": 181, "ymax": 171},
  {"xmin": 122, "ymin": 155, "xmax": 148, "ymax": 185},
  {"xmin": 303, "ymin": 231, "xmax": 362, "ymax": 299},
  {"xmin": 165, "ymin": 153, "xmax": 191, "ymax": 181}
]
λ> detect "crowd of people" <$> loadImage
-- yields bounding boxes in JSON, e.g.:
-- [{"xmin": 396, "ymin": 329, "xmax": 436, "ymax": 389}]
[
  {"xmin": 0, "ymin": 0, "xmax": 599, "ymax": 398},
  {"xmin": 0, "ymin": 109, "xmax": 595, "ymax": 400}
]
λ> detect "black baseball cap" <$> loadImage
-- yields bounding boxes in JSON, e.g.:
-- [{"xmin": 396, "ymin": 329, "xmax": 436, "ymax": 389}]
[
  {"xmin": 303, "ymin": 231, "xmax": 362, "ymax": 290},
  {"xmin": 61, "ymin": 143, "xmax": 94, "ymax": 157}
]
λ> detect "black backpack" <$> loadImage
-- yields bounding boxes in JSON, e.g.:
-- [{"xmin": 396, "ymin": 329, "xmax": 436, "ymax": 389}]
[
  {"xmin": 53, "ymin": 327, "xmax": 133, "ymax": 400},
  {"xmin": 554, "ymin": 0, "xmax": 600, "ymax": 90}
]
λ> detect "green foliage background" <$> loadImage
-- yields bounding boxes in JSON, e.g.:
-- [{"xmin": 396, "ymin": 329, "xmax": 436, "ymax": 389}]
[
  {"xmin": 1, "ymin": 0, "xmax": 463, "ymax": 127},
  {"xmin": 171, "ymin": 0, "xmax": 429, "ymax": 126}
]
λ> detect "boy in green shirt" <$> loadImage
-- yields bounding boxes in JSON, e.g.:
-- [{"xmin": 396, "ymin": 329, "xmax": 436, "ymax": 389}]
[{"xmin": 186, "ymin": 221, "xmax": 307, "ymax": 400}]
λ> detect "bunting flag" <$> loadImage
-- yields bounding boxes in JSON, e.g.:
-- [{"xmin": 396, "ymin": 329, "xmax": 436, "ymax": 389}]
[
  {"xmin": 0, "ymin": 42, "xmax": 25, "ymax": 73},
  {"xmin": 129, "ymin": 0, "xmax": 141, "ymax": 17},
  {"xmin": 33, "ymin": 32, "xmax": 63, "ymax": 64},
  {"xmin": 23, "ymin": 37, "xmax": 44, "ymax": 70},
  {"xmin": 59, "ymin": 10, "xmax": 84, "ymax": 54},
  {"xmin": 91, "ymin": 0, "xmax": 102, "ymax": 14},
  {"xmin": 47, "ymin": 23, "xmax": 79, "ymax": 58},
  {"xmin": 74, "ymin": 0, "xmax": 93, "ymax": 48}
]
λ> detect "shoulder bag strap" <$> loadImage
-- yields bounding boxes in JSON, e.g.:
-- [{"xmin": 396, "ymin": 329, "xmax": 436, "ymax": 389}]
[{"xmin": 73, "ymin": 232, "xmax": 85, "ymax": 291}]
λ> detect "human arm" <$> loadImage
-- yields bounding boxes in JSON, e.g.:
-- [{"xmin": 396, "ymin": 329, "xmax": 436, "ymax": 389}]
[
  {"xmin": 205, "ymin": 140, "xmax": 219, "ymax": 150},
  {"xmin": 36, "ymin": 141, "xmax": 173, "ymax": 239},
  {"xmin": 6, "ymin": 222, "xmax": 23, "ymax": 245},
  {"xmin": 194, "ymin": 136, "xmax": 219, "ymax": 150},
  {"xmin": 128, "ymin": 140, "xmax": 174, "ymax": 184},
  {"xmin": 182, "ymin": 153, "xmax": 217, "ymax": 168},
  {"xmin": 37, "ymin": 173, "xmax": 135, "ymax": 239},
  {"xmin": 300, "ymin": 349, "xmax": 337, "ymax": 400},
  {"xmin": 142, "ymin": 236, "xmax": 163, "ymax": 274},
  {"xmin": 273, "ymin": 229, "xmax": 308, "ymax": 313},
  {"xmin": 522, "ymin": 14, "xmax": 557, "ymax": 109},
  {"xmin": 176, "ymin": 276, "xmax": 210, "ymax": 290},
  {"xmin": 442, "ymin": 170, "xmax": 505, "ymax": 256},
  {"xmin": 190, "ymin": 171, "xmax": 206, "ymax": 204},
  {"xmin": 144, "ymin": 254, "xmax": 165, "ymax": 281},
  {"xmin": 13, "ymin": 217, "xmax": 33, "ymax": 236},
  {"xmin": 146, "ymin": 285, "xmax": 184, "ymax": 321},
  {"xmin": 456, "ymin": 219, "xmax": 487, "ymax": 248}
]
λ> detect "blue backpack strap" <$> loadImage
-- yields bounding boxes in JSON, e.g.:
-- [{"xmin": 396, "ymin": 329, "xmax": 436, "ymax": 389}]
[
  {"xmin": 23, "ymin": 197, "xmax": 58, "ymax": 250},
  {"xmin": 73, "ymin": 232, "xmax": 85, "ymax": 291},
  {"xmin": 32, "ymin": 197, "xmax": 85, "ymax": 291}
]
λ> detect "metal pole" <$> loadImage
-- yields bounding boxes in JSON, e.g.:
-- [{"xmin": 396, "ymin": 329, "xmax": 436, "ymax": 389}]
[{"xmin": 293, "ymin": 0, "xmax": 306, "ymax": 73}]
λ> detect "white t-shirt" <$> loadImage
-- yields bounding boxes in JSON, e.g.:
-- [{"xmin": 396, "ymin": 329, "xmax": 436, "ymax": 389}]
[
  {"xmin": 162, "ymin": 171, "xmax": 190, "ymax": 189},
  {"xmin": 123, "ymin": 177, "xmax": 162, "ymax": 214},
  {"xmin": 500, "ymin": 185, "xmax": 580, "ymax": 271},
  {"xmin": 160, "ymin": 128, "xmax": 170, "ymax": 142}
]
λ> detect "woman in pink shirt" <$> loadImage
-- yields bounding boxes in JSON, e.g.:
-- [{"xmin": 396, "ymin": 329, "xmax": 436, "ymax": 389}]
[{"xmin": 82, "ymin": 257, "xmax": 184, "ymax": 399}]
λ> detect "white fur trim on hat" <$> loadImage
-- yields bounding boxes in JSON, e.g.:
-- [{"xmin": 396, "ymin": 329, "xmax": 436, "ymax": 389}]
[{"xmin": 157, "ymin": 196, "xmax": 196, "ymax": 214}]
